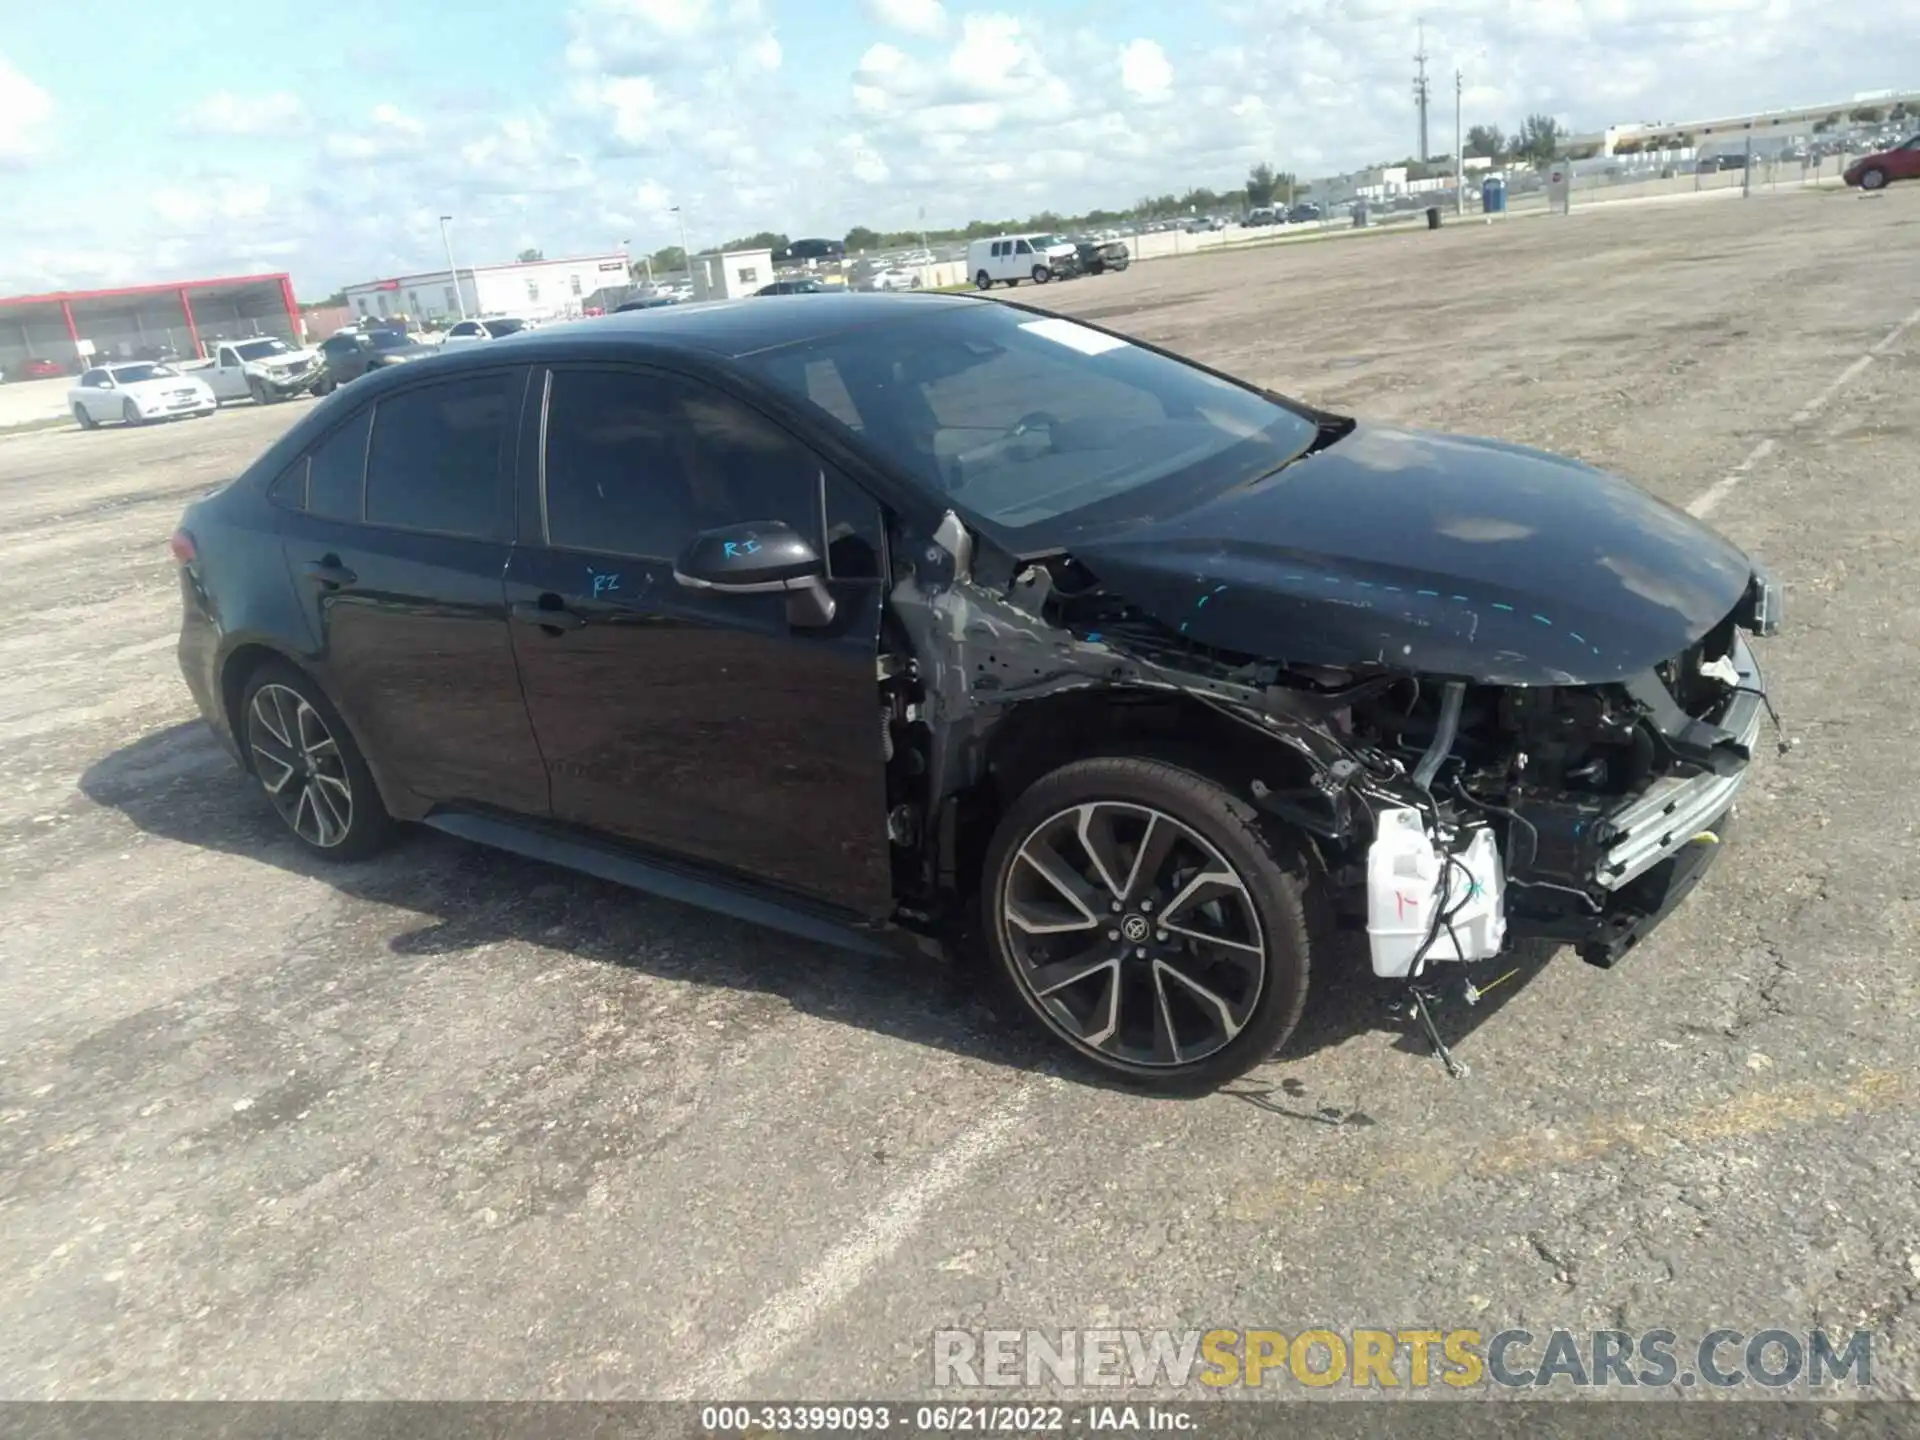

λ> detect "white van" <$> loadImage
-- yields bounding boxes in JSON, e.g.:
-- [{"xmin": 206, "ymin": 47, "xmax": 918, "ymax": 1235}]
[{"xmin": 968, "ymin": 233, "xmax": 1077, "ymax": 289}]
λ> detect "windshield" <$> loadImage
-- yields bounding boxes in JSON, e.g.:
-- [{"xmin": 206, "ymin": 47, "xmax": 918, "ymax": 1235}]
[
  {"xmin": 367, "ymin": 330, "xmax": 413, "ymax": 349},
  {"xmin": 738, "ymin": 303, "xmax": 1324, "ymax": 542},
  {"xmin": 108, "ymin": 364, "xmax": 176, "ymax": 383},
  {"xmin": 233, "ymin": 339, "xmax": 292, "ymax": 360},
  {"xmin": 483, "ymin": 318, "xmax": 527, "ymax": 337}
]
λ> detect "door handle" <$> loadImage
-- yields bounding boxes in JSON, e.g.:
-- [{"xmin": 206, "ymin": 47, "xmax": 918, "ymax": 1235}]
[
  {"xmin": 302, "ymin": 556, "xmax": 356, "ymax": 588},
  {"xmin": 510, "ymin": 599, "xmax": 586, "ymax": 633}
]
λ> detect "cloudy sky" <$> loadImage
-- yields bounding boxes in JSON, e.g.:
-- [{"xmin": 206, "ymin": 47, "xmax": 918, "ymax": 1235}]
[{"xmin": 0, "ymin": 0, "xmax": 1904, "ymax": 298}]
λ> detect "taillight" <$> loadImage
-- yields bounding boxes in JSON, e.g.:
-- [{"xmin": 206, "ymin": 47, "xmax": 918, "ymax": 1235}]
[{"xmin": 169, "ymin": 530, "xmax": 197, "ymax": 565}]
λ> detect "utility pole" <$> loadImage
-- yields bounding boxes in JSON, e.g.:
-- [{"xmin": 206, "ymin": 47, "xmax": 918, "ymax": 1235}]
[
  {"xmin": 439, "ymin": 215, "xmax": 467, "ymax": 319},
  {"xmin": 1413, "ymin": 21, "xmax": 1431, "ymax": 164},
  {"xmin": 1454, "ymin": 69, "xmax": 1465, "ymax": 214}
]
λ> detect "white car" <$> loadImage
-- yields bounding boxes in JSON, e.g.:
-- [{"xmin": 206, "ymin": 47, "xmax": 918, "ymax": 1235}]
[
  {"xmin": 441, "ymin": 316, "xmax": 535, "ymax": 346},
  {"xmin": 867, "ymin": 266, "xmax": 921, "ymax": 292},
  {"xmin": 69, "ymin": 362, "xmax": 217, "ymax": 428}
]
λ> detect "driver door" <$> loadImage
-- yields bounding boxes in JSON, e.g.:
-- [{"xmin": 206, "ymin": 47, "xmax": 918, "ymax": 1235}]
[
  {"xmin": 503, "ymin": 363, "xmax": 894, "ymax": 916},
  {"xmin": 78, "ymin": 371, "xmax": 112, "ymax": 421}
]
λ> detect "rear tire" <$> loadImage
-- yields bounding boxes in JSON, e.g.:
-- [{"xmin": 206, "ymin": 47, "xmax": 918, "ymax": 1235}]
[
  {"xmin": 980, "ymin": 756, "xmax": 1312, "ymax": 1095},
  {"xmin": 73, "ymin": 404, "xmax": 98, "ymax": 431},
  {"xmin": 239, "ymin": 661, "xmax": 393, "ymax": 861}
]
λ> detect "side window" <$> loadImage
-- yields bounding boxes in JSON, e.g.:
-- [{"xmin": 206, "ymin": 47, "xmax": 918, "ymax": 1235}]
[
  {"xmin": 308, "ymin": 409, "xmax": 372, "ymax": 521},
  {"xmin": 269, "ymin": 456, "xmax": 309, "ymax": 510},
  {"xmin": 81, "ymin": 369, "xmax": 103, "ymax": 387},
  {"xmin": 364, "ymin": 374, "xmax": 513, "ymax": 538},
  {"xmin": 542, "ymin": 369, "xmax": 822, "ymax": 561},
  {"xmin": 218, "ymin": 347, "xmax": 238, "ymax": 367},
  {"xmin": 822, "ymin": 470, "xmax": 884, "ymax": 581},
  {"xmin": 1015, "ymin": 239, "xmax": 1033, "ymax": 255},
  {"xmin": 991, "ymin": 242, "xmax": 1005, "ymax": 258}
]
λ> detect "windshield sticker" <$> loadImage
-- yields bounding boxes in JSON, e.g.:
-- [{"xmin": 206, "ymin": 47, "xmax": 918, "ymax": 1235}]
[{"xmin": 1018, "ymin": 317, "xmax": 1130, "ymax": 357}]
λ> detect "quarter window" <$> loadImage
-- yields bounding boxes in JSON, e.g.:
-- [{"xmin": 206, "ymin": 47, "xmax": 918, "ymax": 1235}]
[
  {"xmin": 542, "ymin": 369, "xmax": 822, "ymax": 560},
  {"xmin": 307, "ymin": 408, "xmax": 373, "ymax": 521},
  {"xmin": 363, "ymin": 375, "xmax": 513, "ymax": 537}
]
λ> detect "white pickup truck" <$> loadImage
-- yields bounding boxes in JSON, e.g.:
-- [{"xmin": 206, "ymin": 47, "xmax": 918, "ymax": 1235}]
[{"xmin": 179, "ymin": 337, "xmax": 325, "ymax": 404}]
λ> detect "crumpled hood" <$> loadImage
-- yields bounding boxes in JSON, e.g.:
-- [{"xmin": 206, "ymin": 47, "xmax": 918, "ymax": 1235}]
[{"xmin": 1067, "ymin": 422, "xmax": 1759, "ymax": 685}]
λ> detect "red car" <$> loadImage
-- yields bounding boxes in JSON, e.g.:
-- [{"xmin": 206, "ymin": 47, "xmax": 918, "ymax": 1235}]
[
  {"xmin": 12, "ymin": 358, "xmax": 68, "ymax": 380},
  {"xmin": 1845, "ymin": 135, "xmax": 1920, "ymax": 191}
]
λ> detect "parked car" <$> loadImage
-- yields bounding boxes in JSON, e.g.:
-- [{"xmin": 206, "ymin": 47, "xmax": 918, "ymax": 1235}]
[
  {"xmin": 12, "ymin": 357, "xmax": 69, "ymax": 381},
  {"xmin": 1070, "ymin": 239, "xmax": 1131, "ymax": 275},
  {"xmin": 68, "ymin": 361, "xmax": 217, "ymax": 428},
  {"xmin": 865, "ymin": 267, "xmax": 920, "ymax": 292},
  {"xmin": 968, "ymin": 233, "xmax": 1077, "ymax": 288},
  {"xmin": 614, "ymin": 294, "xmax": 680, "ymax": 311},
  {"xmin": 1285, "ymin": 203, "xmax": 1324, "ymax": 224},
  {"xmin": 315, "ymin": 327, "xmax": 437, "ymax": 390},
  {"xmin": 441, "ymin": 316, "xmax": 534, "ymax": 346},
  {"xmin": 782, "ymin": 238, "xmax": 847, "ymax": 263},
  {"xmin": 756, "ymin": 279, "xmax": 832, "ymax": 296},
  {"xmin": 178, "ymin": 337, "xmax": 325, "ymax": 404},
  {"xmin": 1844, "ymin": 135, "xmax": 1920, "ymax": 190},
  {"xmin": 169, "ymin": 293, "xmax": 1784, "ymax": 1093}
]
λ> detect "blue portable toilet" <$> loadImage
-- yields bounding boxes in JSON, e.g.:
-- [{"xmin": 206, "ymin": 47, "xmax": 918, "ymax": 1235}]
[{"xmin": 1481, "ymin": 174, "xmax": 1507, "ymax": 214}]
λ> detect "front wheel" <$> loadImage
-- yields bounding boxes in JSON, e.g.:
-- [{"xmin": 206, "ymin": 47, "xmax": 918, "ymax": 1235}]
[
  {"xmin": 240, "ymin": 662, "xmax": 393, "ymax": 860},
  {"xmin": 121, "ymin": 399, "xmax": 143, "ymax": 427},
  {"xmin": 248, "ymin": 376, "xmax": 271, "ymax": 405},
  {"xmin": 1860, "ymin": 167, "xmax": 1888, "ymax": 191},
  {"xmin": 981, "ymin": 756, "xmax": 1312, "ymax": 1095},
  {"xmin": 1031, "ymin": 265, "xmax": 1052, "ymax": 284}
]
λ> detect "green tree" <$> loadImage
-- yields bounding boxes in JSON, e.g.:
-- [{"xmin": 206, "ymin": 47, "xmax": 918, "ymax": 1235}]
[
  {"xmin": 843, "ymin": 226, "xmax": 882, "ymax": 251},
  {"xmin": 1848, "ymin": 105, "xmax": 1884, "ymax": 123},
  {"xmin": 1512, "ymin": 113, "xmax": 1565, "ymax": 167},
  {"xmin": 646, "ymin": 246, "xmax": 686, "ymax": 274},
  {"xmin": 1246, "ymin": 162, "xmax": 1280, "ymax": 207},
  {"xmin": 722, "ymin": 231, "xmax": 789, "ymax": 254},
  {"xmin": 1464, "ymin": 123, "xmax": 1506, "ymax": 159},
  {"xmin": 516, "ymin": 247, "xmax": 545, "ymax": 262}
]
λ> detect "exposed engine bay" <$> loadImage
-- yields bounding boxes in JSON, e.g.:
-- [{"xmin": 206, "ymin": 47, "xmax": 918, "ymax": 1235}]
[{"xmin": 877, "ymin": 507, "xmax": 1786, "ymax": 1060}]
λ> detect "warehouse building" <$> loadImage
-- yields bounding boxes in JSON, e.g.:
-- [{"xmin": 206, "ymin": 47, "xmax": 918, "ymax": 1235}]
[
  {"xmin": 340, "ymin": 252, "xmax": 633, "ymax": 326},
  {"xmin": 0, "ymin": 273, "xmax": 302, "ymax": 374}
]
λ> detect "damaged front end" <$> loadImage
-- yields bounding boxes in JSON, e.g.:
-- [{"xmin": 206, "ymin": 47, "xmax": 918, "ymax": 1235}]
[{"xmin": 880, "ymin": 502, "xmax": 1785, "ymax": 1043}]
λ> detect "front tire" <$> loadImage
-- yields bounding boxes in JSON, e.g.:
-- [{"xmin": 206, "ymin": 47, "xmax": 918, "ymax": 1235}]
[
  {"xmin": 121, "ymin": 399, "xmax": 143, "ymax": 427},
  {"xmin": 980, "ymin": 756, "xmax": 1311, "ymax": 1094},
  {"xmin": 1860, "ymin": 166, "xmax": 1888, "ymax": 191},
  {"xmin": 240, "ymin": 662, "xmax": 393, "ymax": 861},
  {"xmin": 1031, "ymin": 265, "xmax": 1052, "ymax": 284},
  {"xmin": 248, "ymin": 376, "xmax": 270, "ymax": 405}
]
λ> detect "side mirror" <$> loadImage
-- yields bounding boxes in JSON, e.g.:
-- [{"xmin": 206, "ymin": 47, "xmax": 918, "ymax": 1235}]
[{"xmin": 673, "ymin": 520, "xmax": 836, "ymax": 628}]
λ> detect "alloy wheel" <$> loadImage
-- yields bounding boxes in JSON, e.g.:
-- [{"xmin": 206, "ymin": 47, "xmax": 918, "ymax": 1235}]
[
  {"xmin": 999, "ymin": 801, "xmax": 1266, "ymax": 1067},
  {"xmin": 246, "ymin": 683, "xmax": 354, "ymax": 848}
]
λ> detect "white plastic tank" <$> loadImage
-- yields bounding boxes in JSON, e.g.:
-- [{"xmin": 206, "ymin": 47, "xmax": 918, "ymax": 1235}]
[{"xmin": 1366, "ymin": 808, "xmax": 1507, "ymax": 977}]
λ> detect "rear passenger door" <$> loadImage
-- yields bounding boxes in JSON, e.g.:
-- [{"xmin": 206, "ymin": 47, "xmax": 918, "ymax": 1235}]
[{"xmin": 272, "ymin": 367, "xmax": 550, "ymax": 816}]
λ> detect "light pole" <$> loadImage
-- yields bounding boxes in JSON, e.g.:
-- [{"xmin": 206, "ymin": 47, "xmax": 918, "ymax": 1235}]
[
  {"xmin": 439, "ymin": 215, "xmax": 467, "ymax": 320},
  {"xmin": 1454, "ymin": 69, "xmax": 1465, "ymax": 214},
  {"xmin": 670, "ymin": 205, "xmax": 691, "ymax": 280}
]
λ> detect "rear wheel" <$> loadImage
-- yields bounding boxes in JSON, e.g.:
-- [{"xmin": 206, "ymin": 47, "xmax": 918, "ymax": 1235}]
[
  {"xmin": 240, "ymin": 662, "xmax": 392, "ymax": 860},
  {"xmin": 121, "ymin": 399, "xmax": 143, "ymax": 427},
  {"xmin": 73, "ymin": 404, "xmax": 98, "ymax": 431},
  {"xmin": 980, "ymin": 756, "xmax": 1311, "ymax": 1094}
]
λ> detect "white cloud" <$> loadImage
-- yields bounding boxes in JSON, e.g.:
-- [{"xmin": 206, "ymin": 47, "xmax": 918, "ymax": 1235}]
[
  {"xmin": 177, "ymin": 91, "xmax": 305, "ymax": 136},
  {"xmin": 0, "ymin": 56, "xmax": 52, "ymax": 164},
  {"xmin": 1118, "ymin": 39, "xmax": 1173, "ymax": 103},
  {"xmin": 862, "ymin": 0, "xmax": 950, "ymax": 40}
]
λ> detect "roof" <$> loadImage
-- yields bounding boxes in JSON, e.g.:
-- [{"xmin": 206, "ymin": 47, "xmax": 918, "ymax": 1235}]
[
  {"xmin": 455, "ymin": 290, "xmax": 988, "ymax": 361},
  {"xmin": 0, "ymin": 273, "xmax": 292, "ymax": 308}
]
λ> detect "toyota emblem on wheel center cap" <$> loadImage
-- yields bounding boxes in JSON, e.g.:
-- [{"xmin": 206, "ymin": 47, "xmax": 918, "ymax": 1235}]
[{"xmin": 1121, "ymin": 914, "xmax": 1151, "ymax": 943}]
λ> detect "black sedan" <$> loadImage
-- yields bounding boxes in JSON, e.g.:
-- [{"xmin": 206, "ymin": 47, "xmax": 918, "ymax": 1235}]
[
  {"xmin": 170, "ymin": 293, "xmax": 1782, "ymax": 1093},
  {"xmin": 314, "ymin": 328, "xmax": 436, "ymax": 391}
]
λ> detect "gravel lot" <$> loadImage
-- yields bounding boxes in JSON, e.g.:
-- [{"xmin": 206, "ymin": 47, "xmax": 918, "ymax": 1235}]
[{"xmin": 4, "ymin": 186, "xmax": 1918, "ymax": 1404}]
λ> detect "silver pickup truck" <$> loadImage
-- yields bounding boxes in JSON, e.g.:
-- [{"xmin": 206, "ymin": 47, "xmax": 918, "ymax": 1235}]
[{"xmin": 178, "ymin": 338, "xmax": 325, "ymax": 404}]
